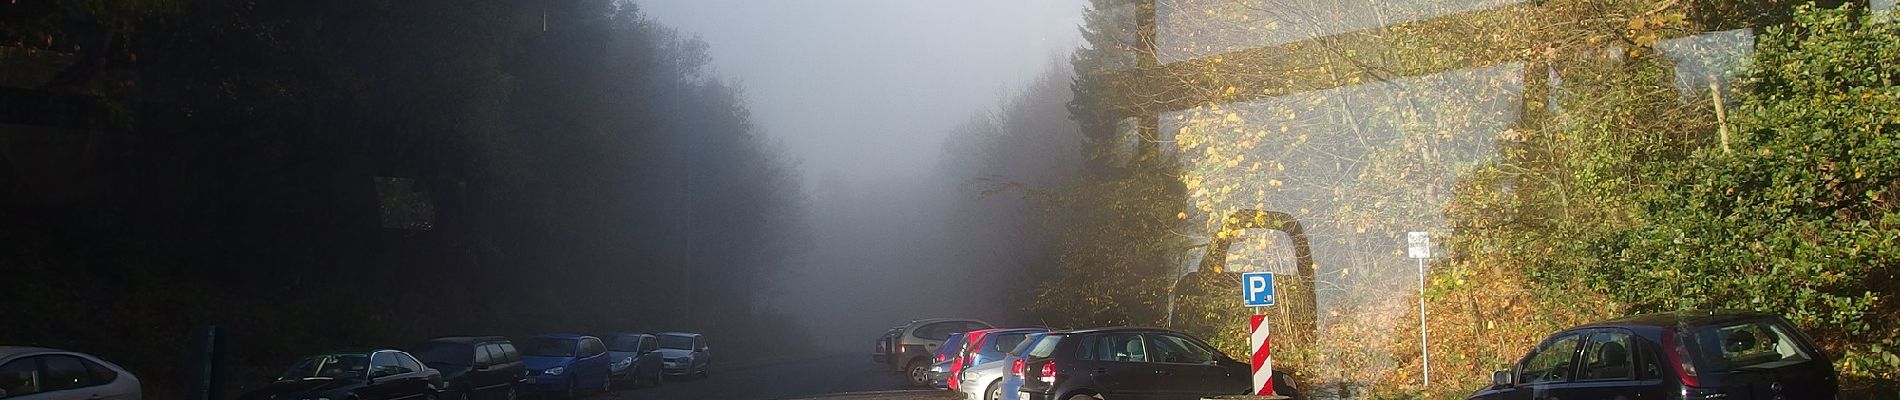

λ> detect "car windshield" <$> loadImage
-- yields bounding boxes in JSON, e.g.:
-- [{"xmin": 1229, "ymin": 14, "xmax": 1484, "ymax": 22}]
[
  {"xmin": 523, "ymin": 338, "xmax": 576, "ymax": 357},
  {"xmin": 1692, "ymin": 319, "xmax": 1814, "ymax": 371},
  {"xmin": 659, "ymin": 336, "xmax": 694, "ymax": 350},
  {"xmin": 409, "ymin": 342, "xmax": 472, "ymax": 367},
  {"xmin": 278, "ymin": 354, "xmax": 369, "ymax": 381},
  {"xmin": 607, "ymin": 336, "xmax": 641, "ymax": 352}
]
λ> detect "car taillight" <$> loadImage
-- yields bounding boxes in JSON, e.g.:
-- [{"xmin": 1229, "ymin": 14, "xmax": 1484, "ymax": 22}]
[
  {"xmin": 948, "ymin": 358, "xmax": 964, "ymax": 390},
  {"xmin": 1037, "ymin": 361, "xmax": 1057, "ymax": 383},
  {"xmin": 1011, "ymin": 359, "xmax": 1026, "ymax": 378},
  {"xmin": 1664, "ymin": 330, "xmax": 1701, "ymax": 387}
]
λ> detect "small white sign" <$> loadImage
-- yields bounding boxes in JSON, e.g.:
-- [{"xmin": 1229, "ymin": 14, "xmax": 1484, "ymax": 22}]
[{"xmin": 1407, "ymin": 231, "xmax": 1431, "ymax": 259}]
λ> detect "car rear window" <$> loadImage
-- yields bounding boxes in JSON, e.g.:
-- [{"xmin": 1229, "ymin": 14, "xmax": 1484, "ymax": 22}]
[
  {"xmin": 1008, "ymin": 334, "xmax": 1045, "ymax": 356},
  {"xmin": 1025, "ymin": 335, "xmax": 1062, "ymax": 359},
  {"xmin": 1691, "ymin": 319, "xmax": 1813, "ymax": 371},
  {"xmin": 991, "ymin": 332, "xmax": 1033, "ymax": 353},
  {"xmin": 936, "ymin": 334, "xmax": 967, "ymax": 358}
]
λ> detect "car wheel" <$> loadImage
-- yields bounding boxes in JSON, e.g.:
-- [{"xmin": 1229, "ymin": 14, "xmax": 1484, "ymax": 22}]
[
  {"xmin": 503, "ymin": 387, "xmax": 517, "ymax": 400},
  {"xmin": 423, "ymin": 393, "xmax": 439, "ymax": 400},
  {"xmin": 906, "ymin": 360, "xmax": 929, "ymax": 386},
  {"xmin": 456, "ymin": 390, "xmax": 471, "ymax": 400},
  {"xmin": 985, "ymin": 382, "xmax": 1002, "ymax": 400},
  {"xmin": 563, "ymin": 378, "xmax": 578, "ymax": 400},
  {"xmin": 1067, "ymin": 395, "xmax": 1099, "ymax": 400},
  {"xmin": 601, "ymin": 371, "xmax": 613, "ymax": 392}
]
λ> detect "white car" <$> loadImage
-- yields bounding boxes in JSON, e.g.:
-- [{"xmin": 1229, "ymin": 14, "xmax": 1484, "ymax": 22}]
[{"xmin": 0, "ymin": 347, "xmax": 141, "ymax": 400}]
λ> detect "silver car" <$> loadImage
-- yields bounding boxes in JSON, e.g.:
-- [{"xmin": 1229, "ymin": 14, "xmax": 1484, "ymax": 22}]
[
  {"xmin": 956, "ymin": 358, "xmax": 1009, "ymax": 400},
  {"xmin": 654, "ymin": 332, "xmax": 710, "ymax": 378},
  {"xmin": 0, "ymin": 347, "xmax": 141, "ymax": 400}
]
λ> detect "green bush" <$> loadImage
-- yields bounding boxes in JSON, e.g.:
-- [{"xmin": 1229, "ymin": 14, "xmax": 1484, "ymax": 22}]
[{"xmin": 1591, "ymin": 3, "xmax": 1900, "ymax": 384}]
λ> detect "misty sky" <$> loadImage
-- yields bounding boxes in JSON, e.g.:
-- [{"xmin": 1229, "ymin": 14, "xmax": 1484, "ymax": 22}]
[{"xmin": 637, "ymin": 0, "xmax": 1088, "ymax": 182}]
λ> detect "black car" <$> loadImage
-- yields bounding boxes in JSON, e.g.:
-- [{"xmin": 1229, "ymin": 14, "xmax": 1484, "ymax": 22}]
[
  {"xmin": 241, "ymin": 349, "xmax": 444, "ymax": 400},
  {"xmin": 1468, "ymin": 310, "xmax": 1838, "ymax": 400},
  {"xmin": 409, "ymin": 337, "xmax": 528, "ymax": 400},
  {"xmin": 1018, "ymin": 327, "xmax": 1299, "ymax": 400}
]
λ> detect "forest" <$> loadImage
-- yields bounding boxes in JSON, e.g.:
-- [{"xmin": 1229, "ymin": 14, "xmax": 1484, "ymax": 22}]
[{"xmin": 1, "ymin": 1, "xmax": 805, "ymax": 398}]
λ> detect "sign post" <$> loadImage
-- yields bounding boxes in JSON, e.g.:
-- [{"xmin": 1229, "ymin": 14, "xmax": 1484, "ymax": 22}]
[
  {"xmin": 1240, "ymin": 272, "xmax": 1275, "ymax": 396},
  {"xmin": 1407, "ymin": 231, "xmax": 1431, "ymax": 388}
]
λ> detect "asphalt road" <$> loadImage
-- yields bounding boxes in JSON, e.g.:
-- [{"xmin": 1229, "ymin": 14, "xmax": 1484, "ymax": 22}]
[{"xmin": 582, "ymin": 353, "xmax": 920, "ymax": 400}]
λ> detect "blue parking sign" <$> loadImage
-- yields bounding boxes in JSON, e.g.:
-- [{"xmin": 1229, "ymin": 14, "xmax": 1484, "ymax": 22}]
[{"xmin": 1242, "ymin": 272, "xmax": 1275, "ymax": 307}]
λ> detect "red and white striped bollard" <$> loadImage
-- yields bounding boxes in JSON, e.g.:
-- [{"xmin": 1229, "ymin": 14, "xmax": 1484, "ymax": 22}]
[{"xmin": 1250, "ymin": 314, "xmax": 1273, "ymax": 396}]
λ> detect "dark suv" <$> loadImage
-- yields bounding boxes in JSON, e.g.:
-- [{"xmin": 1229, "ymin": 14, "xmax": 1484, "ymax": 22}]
[
  {"xmin": 1018, "ymin": 327, "xmax": 1299, "ymax": 400},
  {"xmin": 1468, "ymin": 310, "xmax": 1838, "ymax": 400},
  {"xmin": 409, "ymin": 337, "xmax": 527, "ymax": 400}
]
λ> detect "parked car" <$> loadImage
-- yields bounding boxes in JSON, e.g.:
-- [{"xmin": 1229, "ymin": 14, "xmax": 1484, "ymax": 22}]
[
  {"xmin": 1018, "ymin": 327, "xmax": 1299, "ymax": 400},
  {"xmin": 872, "ymin": 326, "xmax": 902, "ymax": 364},
  {"xmin": 927, "ymin": 333, "xmax": 969, "ymax": 389},
  {"xmin": 655, "ymin": 332, "xmax": 710, "ymax": 379},
  {"xmin": 239, "ymin": 350, "xmax": 444, "ymax": 400},
  {"xmin": 956, "ymin": 328, "xmax": 1048, "ymax": 400},
  {"xmin": 520, "ymin": 335, "xmax": 613, "ymax": 398},
  {"xmin": 996, "ymin": 332, "xmax": 1052, "ymax": 400},
  {"xmin": 884, "ymin": 318, "xmax": 993, "ymax": 386},
  {"xmin": 1467, "ymin": 310, "xmax": 1838, "ymax": 400},
  {"xmin": 0, "ymin": 347, "xmax": 141, "ymax": 400},
  {"xmin": 407, "ymin": 337, "xmax": 526, "ymax": 400},
  {"xmin": 599, "ymin": 333, "xmax": 663, "ymax": 388},
  {"xmin": 961, "ymin": 360, "xmax": 1011, "ymax": 400}
]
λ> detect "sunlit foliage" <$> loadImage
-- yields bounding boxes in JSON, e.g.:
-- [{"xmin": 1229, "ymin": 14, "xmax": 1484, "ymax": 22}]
[{"xmin": 1039, "ymin": 0, "xmax": 1898, "ymax": 398}]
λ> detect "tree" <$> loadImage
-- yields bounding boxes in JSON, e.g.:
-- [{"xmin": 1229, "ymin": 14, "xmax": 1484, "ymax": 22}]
[{"xmin": 1592, "ymin": 4, "xmax": 1900, "ymax": 388}]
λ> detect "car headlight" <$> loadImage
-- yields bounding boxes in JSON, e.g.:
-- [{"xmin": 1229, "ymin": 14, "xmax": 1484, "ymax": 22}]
[{"xmin": 544, "ymin": 366, "xmax": 565, "ymax": 376}]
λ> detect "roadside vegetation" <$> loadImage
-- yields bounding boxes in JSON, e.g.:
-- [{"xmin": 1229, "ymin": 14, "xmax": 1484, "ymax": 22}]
[{"xmin": 997, "ymin": 1, "xmax": 1899, "ymax": 398}]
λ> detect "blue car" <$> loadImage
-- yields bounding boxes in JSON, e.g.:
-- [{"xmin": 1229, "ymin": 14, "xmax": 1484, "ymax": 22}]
[
  {"xmin": 925, "ymin": 332, "xmax": 967, "ymax": 388},
  {"xmin": 998, "ymin": 332, "xmax": 1051, "ymax": 400},
  {"xmin": 521, "ymin": 334, "xmax": 614, "ymax": 398}
]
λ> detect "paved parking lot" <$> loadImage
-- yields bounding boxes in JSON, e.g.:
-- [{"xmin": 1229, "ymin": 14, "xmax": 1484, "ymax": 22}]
[{"xmin": 578, "ymin": 353, "xmax": 918, "ymax": 400}]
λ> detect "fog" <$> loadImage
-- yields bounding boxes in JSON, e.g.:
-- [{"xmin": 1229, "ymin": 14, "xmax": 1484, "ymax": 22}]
[{"xmin": 635, "ymin": 0, "xmax": 1087, "ymax": 352}]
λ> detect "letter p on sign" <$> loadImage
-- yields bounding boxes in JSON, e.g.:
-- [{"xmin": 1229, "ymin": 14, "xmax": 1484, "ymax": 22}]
[{"xmin": 1242, "ymin": 272, "xmax": 1275, "ymax": 307}]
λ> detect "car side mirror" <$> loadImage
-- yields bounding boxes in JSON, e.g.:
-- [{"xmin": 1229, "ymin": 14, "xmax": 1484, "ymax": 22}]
[{"xmin": 1492, "ymin": 370, "xmax": 1513, "ymax": 387}]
